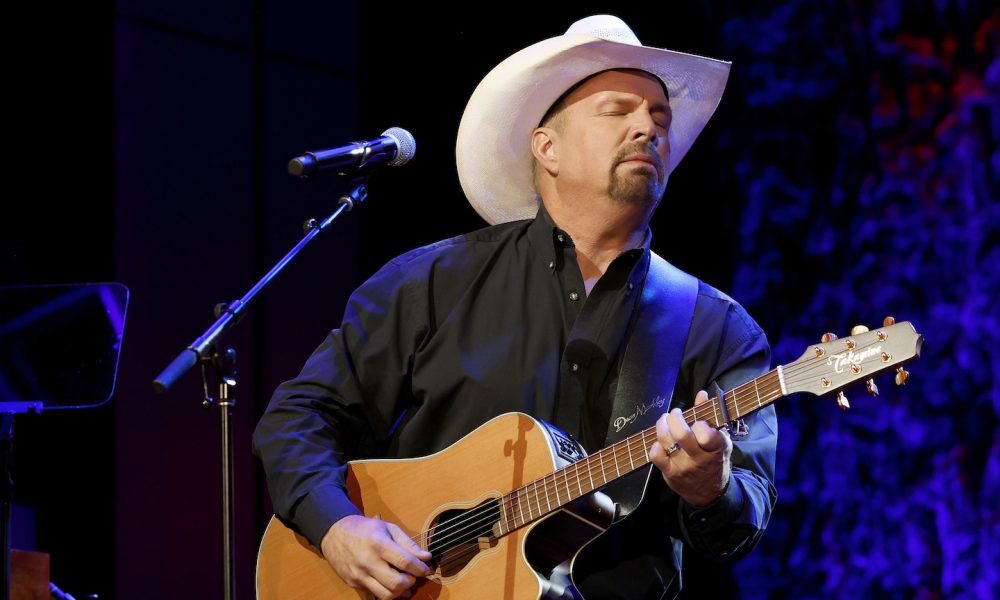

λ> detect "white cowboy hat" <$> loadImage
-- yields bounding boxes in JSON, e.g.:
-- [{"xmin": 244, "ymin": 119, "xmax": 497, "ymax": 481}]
[{"xmin": 456, "ymin": 14, "xmax": 732, "ymax": 225}]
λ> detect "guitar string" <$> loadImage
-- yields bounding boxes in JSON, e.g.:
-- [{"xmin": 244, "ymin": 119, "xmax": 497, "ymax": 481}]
[
  {"xmin": 420, "ymin": 355, "xmax": 882, "ymax": 555},
  {"xmin": 428, "ymin": 384, "xmax": 784, "ymax": 568},
  {"xmin": 429, "ymin": 346, "xmax": 893, "ymax": 570},
  {"xmin": 416, "ymin": 376, "xmax": 783, "ymax": 551},
  {"xmin": 412, "ymin": 338, "xmax": 904, "ymax": 556},
  {"xmin": 418, "ymin": 388, "xmax": 767, "ymax": 554},
  {"xmin": 421, "ymin": 363, "xmax": 844, "ymax": 555},
  {"xmin": 415, "ymin": 371, "xmax": 771, "ymax": 549}
]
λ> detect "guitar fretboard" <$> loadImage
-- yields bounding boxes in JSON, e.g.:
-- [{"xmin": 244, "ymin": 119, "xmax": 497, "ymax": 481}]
[{"xmin": 495, "ymin": 369, "xmax": 784, "ymax": 535}]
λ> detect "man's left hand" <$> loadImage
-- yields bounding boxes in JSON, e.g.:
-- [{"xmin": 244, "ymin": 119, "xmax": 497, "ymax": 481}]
[{"xmin": 649, "ymin": 390, "xmax": 731, "ymax": 507}]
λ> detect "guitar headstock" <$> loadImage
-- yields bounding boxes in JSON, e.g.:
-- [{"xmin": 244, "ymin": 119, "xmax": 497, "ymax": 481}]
[{"xmin": 781, "ymin": 317, "xmax": 923, "ymax": 407}]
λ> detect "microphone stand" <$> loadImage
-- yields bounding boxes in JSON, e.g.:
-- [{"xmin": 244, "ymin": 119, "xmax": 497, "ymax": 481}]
[{"xmin": 153, "ymin": 174, "xmax": 371, "ymax": 600}]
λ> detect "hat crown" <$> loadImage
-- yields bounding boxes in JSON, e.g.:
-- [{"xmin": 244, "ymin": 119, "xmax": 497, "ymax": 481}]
[{"xmin": 565, "ymin": 15, "xmax": 641, "ymax": 46}]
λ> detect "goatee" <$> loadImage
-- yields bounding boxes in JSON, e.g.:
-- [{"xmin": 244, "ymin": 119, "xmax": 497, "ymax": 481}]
[{"xmin": 608, "ymin": 143, "xmax": 666, "ymax": 206}]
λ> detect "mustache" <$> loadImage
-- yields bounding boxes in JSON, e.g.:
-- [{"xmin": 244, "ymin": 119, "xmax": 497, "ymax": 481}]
[{"xmin": 613, "ymin": 143, "xmax": 664, "ymax": 175}]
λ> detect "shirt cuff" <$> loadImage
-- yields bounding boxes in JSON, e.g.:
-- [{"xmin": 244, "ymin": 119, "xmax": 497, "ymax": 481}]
[
  {"xmin": 681, "ymin": 475, "xmax": 745, "ymax": 529},
  {"xmin": 293, "ymin": 483, "xmax": 363, "ymax": 549}
]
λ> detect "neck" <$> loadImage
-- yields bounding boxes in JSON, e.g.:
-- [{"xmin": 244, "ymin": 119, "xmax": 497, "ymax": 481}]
[{"xmin": 541, "ymin": 195, "xmax": 649, "ymax": 292}]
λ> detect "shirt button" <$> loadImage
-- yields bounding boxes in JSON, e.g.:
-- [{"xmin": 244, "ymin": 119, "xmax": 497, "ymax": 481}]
[
  {"xmin": 548, "ymin": 260, "xmax": 555, "ymax": 270},
  {"xmin": 569, "ymin": 291, "xmax": 580, "ymax": 301},
  {"xmin": 626, "ymin": 282, "xmax": 634, "ymax": 295},
  {"xmin": 570, "ymin": 363, "xmax": 579, "ymax": 372},
  {"xmin": 557, "ymin": 234, "xmax": 565, "ymax": 243}
]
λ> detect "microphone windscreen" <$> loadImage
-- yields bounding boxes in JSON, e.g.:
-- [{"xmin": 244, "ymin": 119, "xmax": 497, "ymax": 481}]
[{"xmin": 382, "ymin": 127, "xmax": 416, "ymax": 166}]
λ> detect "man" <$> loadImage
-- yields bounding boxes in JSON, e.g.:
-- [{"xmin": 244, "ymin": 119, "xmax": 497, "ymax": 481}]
[{"xmin": 254, "ymin": 15, "xmax": 777, "ymax": 600}]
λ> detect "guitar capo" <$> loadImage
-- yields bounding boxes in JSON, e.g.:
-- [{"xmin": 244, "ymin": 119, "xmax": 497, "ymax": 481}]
[{"xmin": 715, "ymin": 391, "xmax": 750, "ymax": 439}]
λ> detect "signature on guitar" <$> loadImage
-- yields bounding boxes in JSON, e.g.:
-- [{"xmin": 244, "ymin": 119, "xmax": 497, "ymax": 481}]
[{"xmin": 612, "ymin": 395, "xmax": 667, "ymax": 433}]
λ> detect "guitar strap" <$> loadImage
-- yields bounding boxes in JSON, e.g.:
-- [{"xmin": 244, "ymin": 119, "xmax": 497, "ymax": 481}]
[{"xmin": 601, "ymin": 251, "xmax": 699, "ymax": 519}]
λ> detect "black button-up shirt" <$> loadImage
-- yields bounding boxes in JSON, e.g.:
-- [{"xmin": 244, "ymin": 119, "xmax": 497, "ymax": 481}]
[{"xmin": 253, "ymin": 206, "xmax": 777, "ymax": 598}]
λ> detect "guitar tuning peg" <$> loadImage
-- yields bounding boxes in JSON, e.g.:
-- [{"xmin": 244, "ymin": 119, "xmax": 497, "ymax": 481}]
[
  {"xmin": 883, "ymin": 316, "xmax": 895, "ymax": 327},
  {"xmin": 821, "ymin": 332, "xmax": 838, "ymax": 343},
  {"xmin": 836, "ymin": 392, "xmax": 851, "ymax": 410},
  {"xmin": 866, "ymin": 378, "xmax": 879, "ymax": 397},
  {"xmin": 895, "ymin": 367, "xmax": 910, "ymax": 386},
  {"xmin": 850, "ymin": 325, "xmax": 870, "ymax": 335}
]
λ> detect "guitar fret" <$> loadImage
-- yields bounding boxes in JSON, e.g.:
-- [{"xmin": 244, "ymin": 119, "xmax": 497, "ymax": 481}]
[
  {"xmin": 712, "ymin": 401, "xmax": 721, "ymax": 428},
  {"xmin": 537, "ymin": 479, "xmax": 545, "ymax": 516},
  {"xmin": 512, "ymin": 492, "xmax": 519, "ymax": 530},
  {"xmin": 599, "ymin": 451, "xmax": 608, "ymax": 485},
  {"xmin": 498, "ymin": 496, "xmax": 507, "ymax": 535},
  {"xmin": 514, "ymin": 489, "xmax": 522, "ymax": 528},
  {"xmin": 534, "ymin": 479, "xmax": 542, "ymax": 517},
  {"xmin": 587, "ymin": 460, "xmax": 595, "ymax": 492},
  {"xmin": 613, "ymin": 447, "xmax": 621, "ymax": 477},
  {"xmin": 525, "ymin": 483, "xmax": 534, "ymax": 521},
  {"xmin": 627, "ymin": 444, "xmax": 635, "ymax": 471},
  {"xmin": 575, "ymin": 463, "xmax": 584, "ymax": 496},
  {"xmin": 562, "ymin": 467, "xmax": 571, "ymax": 502},
  {"xmin": 753, "ymin": 377, "xmax": 762, "ymax": 408}
]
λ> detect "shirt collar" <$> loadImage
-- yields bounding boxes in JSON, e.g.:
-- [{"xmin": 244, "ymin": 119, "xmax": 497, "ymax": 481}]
[{"xmin": 527, "ymin": 202, "xmax": 652, "ymax": 269}]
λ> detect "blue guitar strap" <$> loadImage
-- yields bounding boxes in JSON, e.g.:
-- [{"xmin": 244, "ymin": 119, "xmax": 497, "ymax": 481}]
[{"xmin": 601, "ymin": 251, "xmax": 699, "ymax": 518}]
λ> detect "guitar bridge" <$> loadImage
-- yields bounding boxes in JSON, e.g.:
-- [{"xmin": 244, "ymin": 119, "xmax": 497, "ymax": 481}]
[{"xmin": 477, "ymin": 535, "xmax": 497, "ymax": 551}]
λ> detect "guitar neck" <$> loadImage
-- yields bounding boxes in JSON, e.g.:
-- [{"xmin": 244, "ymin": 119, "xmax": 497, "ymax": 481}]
[{"xmin": 495, "ymin": 368, "xmax": 785, "ymax": 535}]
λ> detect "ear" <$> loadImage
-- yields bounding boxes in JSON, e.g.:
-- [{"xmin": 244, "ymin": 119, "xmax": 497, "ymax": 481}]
[{"xmin": 531, "ymin": 127, "xmax": 559, "ymax": 177}]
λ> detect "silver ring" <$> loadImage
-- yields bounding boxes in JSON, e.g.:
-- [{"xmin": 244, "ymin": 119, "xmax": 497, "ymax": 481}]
[{"xmin": 666, "ymin": 443, "xmax": 681, "ymax": 455}]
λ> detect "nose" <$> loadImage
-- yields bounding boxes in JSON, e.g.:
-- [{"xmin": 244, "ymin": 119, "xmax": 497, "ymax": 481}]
[{"xmin": 629, "ymin": 107, "xmax": 660, "ymax": 146}]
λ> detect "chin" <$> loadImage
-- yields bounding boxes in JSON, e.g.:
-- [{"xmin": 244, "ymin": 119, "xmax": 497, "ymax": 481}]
[{"xmin": 608, "ymin": 174, "xmax": 666, "ymax": 207}]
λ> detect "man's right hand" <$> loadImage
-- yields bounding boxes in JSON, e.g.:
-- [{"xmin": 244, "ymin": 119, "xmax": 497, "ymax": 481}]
[{"xmin": 320, "ymin": 514, "xmax": 433, "ymax": 600}]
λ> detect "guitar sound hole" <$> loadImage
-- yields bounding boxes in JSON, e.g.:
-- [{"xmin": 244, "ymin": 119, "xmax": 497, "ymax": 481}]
[{"xmin": 427, "ymin": 498, "xmax": 501, "ymax": 577}]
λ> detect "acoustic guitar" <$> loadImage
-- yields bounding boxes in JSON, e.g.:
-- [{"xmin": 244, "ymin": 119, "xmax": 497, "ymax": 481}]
[{"xmin": 257, "ymin": 319, "xmax": 922, "ymax": 599}]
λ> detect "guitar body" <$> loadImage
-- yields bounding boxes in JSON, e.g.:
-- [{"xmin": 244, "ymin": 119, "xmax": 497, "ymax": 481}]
[{"xmin": 256, "ymin": 412, "xmax": 612, "ymax": 599}]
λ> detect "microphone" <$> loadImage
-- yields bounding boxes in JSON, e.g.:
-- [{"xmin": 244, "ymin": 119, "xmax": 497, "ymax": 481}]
[{"xmin": 288, "ymin": 127, "xmax": 416, "ymax": 177}]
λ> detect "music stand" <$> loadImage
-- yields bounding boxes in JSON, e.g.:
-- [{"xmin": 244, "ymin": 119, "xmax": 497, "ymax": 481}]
[{"xmin": 0, "ymin": 283, "xmax": 129, "ymax": 600}]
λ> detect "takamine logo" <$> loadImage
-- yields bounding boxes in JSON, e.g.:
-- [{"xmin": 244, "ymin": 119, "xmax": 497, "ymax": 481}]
[{"xmin": 828, "ymin": 345, "xmax": 882, "ymax": 374}]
